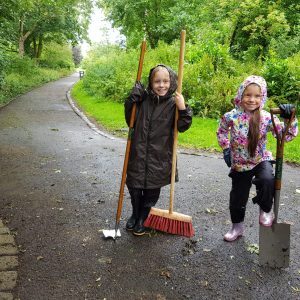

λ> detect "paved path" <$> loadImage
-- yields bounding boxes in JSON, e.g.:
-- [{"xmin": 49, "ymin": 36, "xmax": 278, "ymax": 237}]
[{"xmin": 0, "ymin": 73, "xmax": 300, "ymax": 299}]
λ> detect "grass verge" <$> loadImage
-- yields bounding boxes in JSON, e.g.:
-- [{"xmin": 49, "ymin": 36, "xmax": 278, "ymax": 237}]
[{"xmin": 71, "ymin": 81, "xmax": 299, "ymax": 164}]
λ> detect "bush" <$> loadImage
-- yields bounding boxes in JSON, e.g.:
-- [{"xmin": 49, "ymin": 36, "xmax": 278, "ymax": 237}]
[
  {"xmin": 80, "ymin": 41, "xmax": 299, "ymax": 118},
  {"xmin": 38, "ymin": 42, "xmax": 74, "ymax": 69},
  {"xmin": 0, "ymin": 43, "xmax": 74, "ymax": 106},
  {"xmin": 262, "ymin": 55, "xmax": 299, "ymax": 106}
]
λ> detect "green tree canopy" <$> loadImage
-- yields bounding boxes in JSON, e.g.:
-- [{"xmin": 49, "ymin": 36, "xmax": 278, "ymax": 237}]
[
  {"xmin": 97, "ymin": 0, "xmax": 299, "ymax": 61},
  {"xmin": 0, "ymin": 0, "xmax": 93, "ymax": 57}
]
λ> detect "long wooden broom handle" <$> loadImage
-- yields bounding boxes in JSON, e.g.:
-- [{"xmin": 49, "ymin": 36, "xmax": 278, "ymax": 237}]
[
  {"xmin": 169, "ymin": 30, "xmax": 186, "ymax": 214},
  {"xmin": 115, "ymin": 39, "xmax": 146, "ymax": 228}
]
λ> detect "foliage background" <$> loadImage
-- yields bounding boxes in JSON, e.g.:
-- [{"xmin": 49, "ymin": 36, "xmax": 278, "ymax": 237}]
[
  {"xmin": 77, "ymin": 0, "xmax": 300, "ymax": 118},
  {"xmin": 0, "ymin": 0, "xmax": 90, "ymax": 105},
  {"xmin": 81, "ymin": 42, "xmax": 299, "ymax": 118}
]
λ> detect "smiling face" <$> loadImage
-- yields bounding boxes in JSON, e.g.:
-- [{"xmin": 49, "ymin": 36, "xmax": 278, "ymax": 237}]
[
  {"xmin": 151, "ymin": 67, "xmax": 171, "ymax": 97},
  {"xmin": 241, "ymin": 84, "xmax": 262, "ymax": 113}
]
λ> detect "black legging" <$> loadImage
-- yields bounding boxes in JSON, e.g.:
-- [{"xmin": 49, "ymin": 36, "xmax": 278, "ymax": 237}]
[{"xmin": 228, "ymin": 161, "xmax": 274, "ymax": 223}]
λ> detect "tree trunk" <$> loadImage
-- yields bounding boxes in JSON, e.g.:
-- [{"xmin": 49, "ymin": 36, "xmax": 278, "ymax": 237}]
[
  {"xmin": 19, "ymin": 37, "xmax": 25, "ymax": 57},
  {"xmin": 19, "ymin": 17, "xmax": 33, "ymax": 57},
  {"xmin": 33, "ymin": 37, "xmax": 37, "ymax": 58},
  {"xmin": 37, "ymin": 35, "xmax": 43, "ymax": 58}
]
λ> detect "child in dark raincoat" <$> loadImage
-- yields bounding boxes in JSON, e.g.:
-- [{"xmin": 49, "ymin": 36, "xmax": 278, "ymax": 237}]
[
  {"xmin": 217, "ymin": 75, "xmax": 298, "ymax": 242},
  {"xmin": 124, "ymin": 64, "xmax": 192, "ymax": 236}
]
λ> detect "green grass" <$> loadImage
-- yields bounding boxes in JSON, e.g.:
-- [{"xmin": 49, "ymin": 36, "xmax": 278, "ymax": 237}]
[
  {"xmin": 71, "ymin": 81, "xmax": 300, "ymax": 164},
  {"xmin": 0, "ymin": 68, "xmax": 73, "ymax": 107},
  {"xmin": 71, "ymin": 81, "xmax": 127, "ymax": 133}
]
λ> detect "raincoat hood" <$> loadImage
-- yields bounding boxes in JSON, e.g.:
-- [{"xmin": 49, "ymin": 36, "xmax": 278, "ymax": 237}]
[
  {"xmin": 147, "ymin": 64, "xmax": 178, "ymax": 101},
  {"xmin": 234, "ymin": 75, "xmax": 267, "ymax": 109}
]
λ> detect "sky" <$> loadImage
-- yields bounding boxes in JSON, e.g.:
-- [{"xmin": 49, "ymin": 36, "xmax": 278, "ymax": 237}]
[{"xmin": 81, "ymin": 7, "xmax": 125, "ymax": 55}]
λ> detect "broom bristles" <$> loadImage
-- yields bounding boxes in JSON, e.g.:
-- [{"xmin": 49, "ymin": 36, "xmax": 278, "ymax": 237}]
[{"xmin": 144, "ymin": 207, "xmax": 195, "ymax": 238}]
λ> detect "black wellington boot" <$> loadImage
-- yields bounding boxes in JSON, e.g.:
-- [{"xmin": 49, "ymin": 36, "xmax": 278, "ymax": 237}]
[
  {"xmin": 133, "ymin": 207, "xmax": 151, "ymax": 236},
  {"xmin": 126, "ymin": 215, "xmax": 136, "ymax": 231},
  {"xmin": 126, "ymin": 196, "xmax": 140, "ymax": 231}
]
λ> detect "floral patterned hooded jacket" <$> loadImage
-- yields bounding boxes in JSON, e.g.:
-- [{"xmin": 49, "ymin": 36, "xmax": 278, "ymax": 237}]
[{"xmin": 217, "ymin": 75, "xmax": 298, "ymax": 172}]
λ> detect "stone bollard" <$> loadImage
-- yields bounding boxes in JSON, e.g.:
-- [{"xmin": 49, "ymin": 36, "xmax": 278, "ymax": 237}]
[{"xmin": 79, "ymin": 70, "xmax": 85, "ymax": 79}]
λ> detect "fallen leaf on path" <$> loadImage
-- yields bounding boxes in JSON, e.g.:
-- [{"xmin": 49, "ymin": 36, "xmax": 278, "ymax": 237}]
[
  {"xmin": 160, "ymin": 270, "xmax": 171, "ymax": 279},
  {"xmin": 203, "ymin": 248, "xmax": 212, "ymax": 252},
  {"xmin": 37, "ymin": 256, "xmax": 44, "ymax": 261},
  {"xmin": 296, "ymin": 189, "xmax": 300, "ymax": 194},
  {"xmin": 200, "ymin": 280, "xmax": 209, "ymax": 287},
  {"xmin": 247, "ymin": 243, "xmax": 259, "ymax": 254},
  {"xmin": 205, "ymin": 208, "xmax": 219, "ymax": 215},
  {"xmin": 291, "ymin": 286, "xmax": 300, "ymax": 292},
  {"xmin": 50, "ymin": 128, "xmax": 59, "ymax": 131},
  {"xmin": 98, "ymin": 257, "xmax": 112, "ymax": 264}
]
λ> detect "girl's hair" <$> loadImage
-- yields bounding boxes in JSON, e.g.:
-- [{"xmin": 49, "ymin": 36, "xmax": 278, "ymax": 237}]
[
  {"xmin": 248, "ymin": 109, "xmax": 260, "ymax": 157},
  {"xmin": 244, "ymin": 83, "xmax": 261, "ymax": 157},
  {"xmin": 149, "ymin": 66, "xmax": 167, "ymax": 87}
]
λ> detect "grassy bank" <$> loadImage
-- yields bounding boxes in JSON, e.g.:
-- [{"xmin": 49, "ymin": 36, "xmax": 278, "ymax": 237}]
[
  {"xmin": 0, "ymin": 43, "xmax": 75, "ymax": 107},
  {"xmin": 0, "ymin": 68, "xmax": 73, "ymax": 107},
  {"xmin": 71, "ymin": 80, "xmax": 299, "ymax": 164}
]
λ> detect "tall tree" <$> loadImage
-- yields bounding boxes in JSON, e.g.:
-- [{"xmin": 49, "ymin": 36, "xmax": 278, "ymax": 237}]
[
  {"xmin": 0, "ymin": 0, "xmax": 93, "ymax": 57},
  {"xmin": 97, "ymin": 0, "xmax": 200, "ymax": 48}
]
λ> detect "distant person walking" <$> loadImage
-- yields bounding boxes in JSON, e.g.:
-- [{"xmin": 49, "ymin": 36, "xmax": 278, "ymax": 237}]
[{"xmin": 217, "ymin": 75, "xmax": 298, "ymax": 242}]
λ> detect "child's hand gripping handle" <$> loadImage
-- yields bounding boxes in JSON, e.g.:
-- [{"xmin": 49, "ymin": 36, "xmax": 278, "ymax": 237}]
[
  {"xmin": 270, "ymin": 107, "xmax": 295, "ymax": 222},
  {"xmin": 115, "ymin": 39, "xmax": 146, "ymax": 235},
  {"xmin": 170, "ymin": 30, "xmax": 186, "ymax": 214}
]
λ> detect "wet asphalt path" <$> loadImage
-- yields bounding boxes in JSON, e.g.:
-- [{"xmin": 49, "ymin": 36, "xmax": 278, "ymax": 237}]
[{"xmin": 0, "ymin": 74, "xmax": 300, "ymax": 299}]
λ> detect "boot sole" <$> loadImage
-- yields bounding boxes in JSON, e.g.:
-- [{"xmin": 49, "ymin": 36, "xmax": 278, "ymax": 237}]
[
  {"xmin": 259, "ymin": 221, "xmax": 273, "ymax": 227},
  {"xmin": 133, "ymin": 230, "xmax": 150, "ymax": 236},
  {"xmin": 224, "ymin": 233, "xmax": 243, "ymax": 242}
]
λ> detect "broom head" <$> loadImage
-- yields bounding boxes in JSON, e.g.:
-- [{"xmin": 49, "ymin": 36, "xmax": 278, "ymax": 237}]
[{"xmin": 144, "ymin": 207, "xmax": 195, "ymax": 238}]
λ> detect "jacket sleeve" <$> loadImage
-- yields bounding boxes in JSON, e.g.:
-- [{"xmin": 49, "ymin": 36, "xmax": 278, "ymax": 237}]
[
  {"xmin": 217, "ymin": 112, "xmax": 231, "ymax": 150},
  {"xmin": 124, "ymin": 98, "xmax": 134, "ymax": 127},
  {"xmin": 177, "ymin": 105, "xmax": 193, "ymax": 132},
  {"xmin": 124, "ymin": 86, "xmax": 146, "ymax": 126},
  {"xmin": 269, "ymin": 115, "xmax": 298, "ymax": 142}
]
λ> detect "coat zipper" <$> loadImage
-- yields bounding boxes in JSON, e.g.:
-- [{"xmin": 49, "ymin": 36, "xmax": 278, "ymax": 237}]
[{"xmin": 144, "ymin": 104, "xmax": 156, "ymax": 188}]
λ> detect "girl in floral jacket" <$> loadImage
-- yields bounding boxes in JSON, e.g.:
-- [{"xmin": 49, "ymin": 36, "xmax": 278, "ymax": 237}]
[{"xmin": 217, "ymin": 75, "xmax": 298, "ymax": 242}]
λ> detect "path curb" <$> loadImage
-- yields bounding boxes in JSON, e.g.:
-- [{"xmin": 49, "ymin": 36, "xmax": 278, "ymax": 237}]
[
  {"xmin": 0, "ymin": 219, "xmax": 18, "ymax": 299},
  {"xmin": 66, "ymin": 89, "xmax": 120, "ymax": 141}
]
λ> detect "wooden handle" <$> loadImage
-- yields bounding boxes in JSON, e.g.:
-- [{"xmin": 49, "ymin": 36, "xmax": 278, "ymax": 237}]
[
  {"xmin": 169, "ymin": 30, "xmax": 186, "ymax": 214},
  {"xmin": 270, "ymin": 107, "xmax": 296, "ymax": 152},
  {"xmin": 115, "ymin": 39, "xmax": 146, "ymax": 226},
  {"xmin": 270, "ymin": 106, "xmax": 295, "ymax": 220}
]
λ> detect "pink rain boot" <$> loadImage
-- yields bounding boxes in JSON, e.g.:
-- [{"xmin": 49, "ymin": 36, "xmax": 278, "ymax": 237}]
[
  {"xmin": 259, "ymin": 209, "xmax": 274, "ymax": 227},
  {"xmin": 224, "ymin": 222, "xmax": 244, "ymax": 242}
]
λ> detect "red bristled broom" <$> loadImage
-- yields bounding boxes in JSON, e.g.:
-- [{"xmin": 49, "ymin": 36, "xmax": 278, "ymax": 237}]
[{"xmin": 143, "ymin": 30, "xmax": 195, "ymax": 238}]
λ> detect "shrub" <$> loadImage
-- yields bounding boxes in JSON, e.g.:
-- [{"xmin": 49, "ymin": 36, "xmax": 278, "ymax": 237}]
[
  {"xmin": 80, "ymin": 41, "xmax": 299, "ymax": 118},
  {"xmin": 262, "ymin": 56, "xmax": 299, "ymax": 105},
  {"xmin": 39, "ymin": 42, "xmax": 74, "ymax": 69}
]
